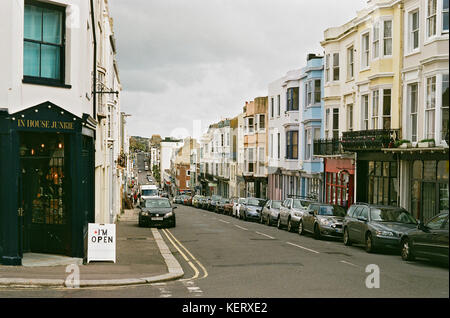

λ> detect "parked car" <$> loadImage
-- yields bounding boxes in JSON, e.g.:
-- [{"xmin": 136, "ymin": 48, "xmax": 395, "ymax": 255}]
[
  {"xmin": 278, "ymin": 197, "xmax": 314, "ymax": 232},
  {"xmin": 201, "ymin": 196, "xmax": 211, "ymax": 210},
  {"xmin": 138, "ymin": 197, "xmax": 176, "ymax": 228},
  {"xmin": 215, "ymin": 198, "xmax": 230, "ymax": 214},
  {"xmin": 223, "ymin": 198, "xmax": 238, "ymax": 215},
  {"xmin": 192, "ymin": 195, "xmax": 203, "ymax": 208},
  {"xmin": 343, "ymin": 203, "xmax": 418, "ymax": 253},
  {"xmin": 172, "ymin": 195, "xmax": 180, "ymax": 204},
  {"xmin": 300, "ymin": 203, "xmax": 346, "ymax": 239},
  {"xmin": 400, "ymin": 212, "xmax": 449, "ymax": 263},
  {"xmin": 208, "ymin": 195, "xmax": 222, "ymax": 211},
  {"xmin": 183, "ymin": 196, "xmax": 193, "ymax": 206},
  {"xmin": 260, "ymin": 200, "xmax": 282, "ymax": 226},
  {"xmin": 239, "ymin": 198, "xmax": 266, "ymax": 221},
  {"xmin": 232, "ymin": 198, "xmax": 246, "ymax": 218}
]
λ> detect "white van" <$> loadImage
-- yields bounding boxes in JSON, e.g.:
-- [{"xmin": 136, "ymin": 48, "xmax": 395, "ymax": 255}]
[{"xmin": 140, "ymin": 184, "xmax": 159, "ymax": 201}]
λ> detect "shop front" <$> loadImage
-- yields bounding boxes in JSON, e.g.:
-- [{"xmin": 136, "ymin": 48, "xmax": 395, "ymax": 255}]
[
  {"xmin": 323, "ymin": 157, "xmax": 355, "ymax": 208},
  {"xmin": 0, "ymin": 101, "xmax": 95, "ymax": 265}
]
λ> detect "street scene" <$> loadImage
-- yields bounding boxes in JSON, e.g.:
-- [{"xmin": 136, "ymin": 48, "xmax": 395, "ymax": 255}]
[{"xmin": 0, "ymin": 0, "xmax": 448, "ymax": 307}]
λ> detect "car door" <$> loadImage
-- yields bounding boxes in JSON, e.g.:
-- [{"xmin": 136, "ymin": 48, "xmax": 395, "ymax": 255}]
[
  {"xmin": 355, "ymin": 206, "xmax": 369, "ymax": 243},
  {"xmin": 262, "ymin": 200, "xmax": 271, "ymax": 221},
  {"xmin": 347, "ymin": 206, "xmax": 363, "ymax": 243},
  {"xmin": 304, "ymin": 204, "xmax": 319, "ymax": 233},
  {"xmin": 414, "ymin": 214, "xmax": 449, "ymax": 258}
]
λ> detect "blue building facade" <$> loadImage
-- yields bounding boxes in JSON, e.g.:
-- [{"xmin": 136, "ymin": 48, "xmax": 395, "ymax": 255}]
[{"xmin": 299, "ymin": 54, "xmax": 324, "ymax": 200}]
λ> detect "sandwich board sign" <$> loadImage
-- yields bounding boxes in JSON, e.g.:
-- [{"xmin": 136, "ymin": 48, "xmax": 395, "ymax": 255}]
[{"xmin": 87, "ymin": 223, "xmax": 116, "ymax": 263}]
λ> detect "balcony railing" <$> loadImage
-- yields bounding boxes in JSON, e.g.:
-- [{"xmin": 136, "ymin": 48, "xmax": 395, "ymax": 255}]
[
  {"xmin": 341, "ymin": 129, "xmax": 400, "ymax": 152},
  {"xmin": 313, "ymin": 138, "xmax": 341, "ymax": 156}
]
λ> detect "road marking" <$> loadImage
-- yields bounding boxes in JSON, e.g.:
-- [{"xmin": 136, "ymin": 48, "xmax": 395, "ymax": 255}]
[
  {"xmin": 234, "ymin": 224, "xmax": 248, "ymax": 231},
  {"xmin": 218, "ymin": 219, "xmax": 230, "ymax": 224},
  {"xmin": 255, "ymin": 231, "xmax": 275, "ymax": 239},
  {"xmin": 164, "ymin": 229, "xmax": 209, "ymax": 280},
  {"xmin": 286, "ymin": 242, "xmax": 320, "ymax": 254},
  {"xmin": 161, "ymin": 229, "xmax": 199, "ymax": 280},
  {"xmin": 340, "ymin": 260, "xmax": 359, "ymax": 267}
]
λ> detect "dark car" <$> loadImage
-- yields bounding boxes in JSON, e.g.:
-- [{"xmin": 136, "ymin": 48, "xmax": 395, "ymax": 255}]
[
  {"xmin": 400, "ymin": 212, "xmax": 449, "ymax": 263},
  {"xmin": 138, "ymin": 198, "xmax": 176, "ymax": 228},
  {"xmin": 215, "ymin": 198, "xmax": 230, "ymax": 214},
  {"xmin": 343, "ymin": 203, "xmax": 417, "ymax": 253},
  {"xmin": 239, "ymin": 198, "xmax": 266, "ymax": 221},
  {"xmin": 208, "ymin": 195, "xmax": 222, "ymax": 211},
  {"xmin": 260, "ymin": 200, "xmax": 282, "ymax": 226},
  {"xmin": 300, "ymin": 203, "xmax": 346, "ymax": 239}
]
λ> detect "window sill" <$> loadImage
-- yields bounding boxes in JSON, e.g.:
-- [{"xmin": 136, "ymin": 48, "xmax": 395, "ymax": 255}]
[
  {"xmin": 23, "ymin": 77, "xmax": 71, "ymax": 89},
  {"xmin": 404, "ymin": 49, "xmax": 421, "ymax": 58}
]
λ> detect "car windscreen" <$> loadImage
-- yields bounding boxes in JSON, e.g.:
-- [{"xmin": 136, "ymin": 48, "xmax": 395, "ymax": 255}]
[
  {"xmin": 142, "ymin": 189, "xmax": 158, "ymax": 196},
  {"xmin": 272, "ymin": 201, "xmax": 282, "ymax": 209},
  {"xmin": 370, "ymin": 208, "xmax": 417, "ymax": 224},
  {"xmin": 238, "ymin": 199, "xmax": 246, "ymax": 204},
  {"xmin": 292, "ymin": 199, "xmax": 311, "ymax": 209},
  {"xmin": 318, "ymin": 205, "xmax": 346, "ymax": 217},
  {"xmin": 145, "ymin": 199, "xmax": 171, "ymax": 208},
  {"xmin": 248, "ymin": 198, "xmax": 265, "ymax": 207}
]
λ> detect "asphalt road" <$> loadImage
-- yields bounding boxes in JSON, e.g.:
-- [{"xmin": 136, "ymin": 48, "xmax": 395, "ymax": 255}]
[{"xmin": 0, "ymin": 204, "xmax": 448, "ymax": 298}]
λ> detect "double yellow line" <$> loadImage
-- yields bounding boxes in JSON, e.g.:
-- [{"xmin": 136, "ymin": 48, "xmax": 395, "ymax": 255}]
[{"xmin": 161, "ymin": 228, "xmax": 208, "ymax": 281}]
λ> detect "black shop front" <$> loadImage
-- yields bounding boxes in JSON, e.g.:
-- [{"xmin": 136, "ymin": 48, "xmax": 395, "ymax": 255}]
[{"xmin": 0, "ymin": 101, "xmax": 95, "ymax": 265}]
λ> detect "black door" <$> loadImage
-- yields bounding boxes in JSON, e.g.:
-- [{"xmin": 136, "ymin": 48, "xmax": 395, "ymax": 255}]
[{"xmin": 19, "ymin": 132, "xmax": 71, "ymax": 256}]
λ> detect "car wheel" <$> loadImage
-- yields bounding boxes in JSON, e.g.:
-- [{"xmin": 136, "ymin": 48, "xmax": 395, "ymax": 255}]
[
  {"xmin": 266, "ymin": 215, "xmax": 271, "ymax": 226},
  {"xmin": 298, "ymin": 220, "xmax": 304, "ymax": 235},
  {"xmin": 260, "ymin": 215, "xmax": 264, "ymax": 224},
  {"xmin": 314, "ymin": 224, "xmax": 322, "ymax": 240},
  {"xmin": 343, "ymin": 228, "xmax": 352, "ymax": 246},
  {"xmin": 277, "ymin": 217, "xmax": 282, "ymax": 229},
  {"xmin": 287, "ymin": 218, "xmax": 293, "ymax": 232},
  {"xmin": 365, "ymin": 233, "xmax": 375, "ymax": 253},
  {"xmin": 401, "ymin": 238, "xmax": 415, "ymax": 261}
]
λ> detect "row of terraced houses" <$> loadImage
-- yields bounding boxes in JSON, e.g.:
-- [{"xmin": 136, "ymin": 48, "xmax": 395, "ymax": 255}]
[{"xmin": 169, "ymin": 0, "xmax": 448, "ymax": 225}]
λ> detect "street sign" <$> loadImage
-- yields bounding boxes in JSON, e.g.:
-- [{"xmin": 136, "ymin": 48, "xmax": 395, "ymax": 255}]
[{"xmin": 87, "ymin": 223, "xmax": 116, "ymax": 263}]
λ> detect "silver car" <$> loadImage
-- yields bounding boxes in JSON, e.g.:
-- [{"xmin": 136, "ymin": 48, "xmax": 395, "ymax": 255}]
[
  {"xmin": 260, "ymin": 200, "xmax": 282, "ymax": 226},
  {"xmin": 232, "ymin": 198, "xmax": 246, "ymax": 218},
  {"xmin": 278, "ymin": 198, "xmax": 314, "ymax": 232}
]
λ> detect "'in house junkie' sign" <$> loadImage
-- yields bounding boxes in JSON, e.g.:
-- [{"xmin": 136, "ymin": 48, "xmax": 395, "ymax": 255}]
[{"xmin": 87, "ymin": 223, "xmax": 116, "ymax": 263}]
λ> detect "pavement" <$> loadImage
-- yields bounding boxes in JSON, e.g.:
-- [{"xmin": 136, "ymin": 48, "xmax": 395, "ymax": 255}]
[{"xmin": 0, "ymin": 208, "xmax": 184, "ymax": 288}]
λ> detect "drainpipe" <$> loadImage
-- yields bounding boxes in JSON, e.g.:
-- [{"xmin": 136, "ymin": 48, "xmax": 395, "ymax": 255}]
[{"xmin": 90, "ymin": 0, "xmax": 97, "ymax": 121}]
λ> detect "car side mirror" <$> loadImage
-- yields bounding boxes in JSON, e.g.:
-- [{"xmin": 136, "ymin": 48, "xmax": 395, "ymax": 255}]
[
  {"xmin": 417, "ymin": 220, "xmax": 427, "ymax": 231},
  {"xmin": 173, "ymin": 206, "xmax": 177, "ymax": 209},
  {"xmin": 357, "ymin": 216, "xmax": 367, "ymax": 222},
  {"xmin": 309, "ymin": 210, "xmax": 315, "ymax": 215}
]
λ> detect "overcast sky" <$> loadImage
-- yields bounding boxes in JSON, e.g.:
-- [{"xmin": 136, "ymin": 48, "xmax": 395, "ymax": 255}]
[{"xmin": 108, "ymin": 0, "xmax": 366, "ymax": 139}]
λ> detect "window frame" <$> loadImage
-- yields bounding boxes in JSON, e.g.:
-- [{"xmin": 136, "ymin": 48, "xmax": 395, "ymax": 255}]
[
  {"xmin": 23, "ymin": 0, "xmax": 68, "ymax": 87},
  {"xmin": 347, "ymin": 45, "xmax": 354, "ymax": 80},
  {"xmin": 361, "ymin": 31, "xmax": 370, "ymax": 70}
]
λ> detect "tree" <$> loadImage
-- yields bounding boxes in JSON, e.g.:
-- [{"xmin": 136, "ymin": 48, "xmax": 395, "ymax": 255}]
[{"xmin": 152, "ymin": 164, "xmax": 161, "ymax": 183}]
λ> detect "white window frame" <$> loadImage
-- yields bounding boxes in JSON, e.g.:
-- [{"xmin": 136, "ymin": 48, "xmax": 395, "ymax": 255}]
[
  {"xmin": 372, "ymin": 90, "xmax": 380, "ymax": 130},
  {"xmin": 361, "ymin": 31, "xmax": 370, "ymax": 70},
  {"xmin": 332, "ymin": 53, "xmax": 340, "ymax": 81},
  {"xmin": 407, "ymin": 8, "xmax": 420, "ymax": 54},
  {"xmin": 347, "ymin": 103, "xmax": 353, "ymax": 131},
  {"xmin": 347, "ymin": 45, "xmax": 354, "ymax": 80},
  {"xmin": 427, "ymin": 0, "xmax": 438, "ymax": 38},
  {"xmin": 372, "ymin": 22, "xmax": 380, "ymax": 60},
  {"xmin": 325, "ymin": 108, "xmax": 330, "ymax": 138},
  {"xmin": 407, "ymin": 82, "xmax": 419, "ymax": 142},
  {"xmin": 382, "ymin": 18, "xmax": 393, "ymax": 57},
  {"xmin": 325, "ymin": 54, "xmax": 330, "ymax": 83},
  {"xmin": 361, "ymin": 94, "xmax": 369, "ymax": 130},
  {"xmin": 425, "ymin": 76, "xmax": 437, "ymax": 140}
]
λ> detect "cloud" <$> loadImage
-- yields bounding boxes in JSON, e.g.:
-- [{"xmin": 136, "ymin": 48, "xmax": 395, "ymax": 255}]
[{"xmin": 108, "ymin": 0, "xmax": 367, "ymax": 138}]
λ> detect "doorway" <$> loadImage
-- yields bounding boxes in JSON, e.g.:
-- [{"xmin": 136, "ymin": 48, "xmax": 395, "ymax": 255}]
[{"xmin": 18, "ymin": 132, "xmax": 71, "ymax": 256}]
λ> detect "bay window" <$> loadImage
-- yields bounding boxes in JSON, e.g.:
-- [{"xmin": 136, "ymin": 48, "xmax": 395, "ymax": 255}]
[
  {"xmin": 428, "ymin": 0, "xmax": 437, "ymax": 37},
  {"xmin": 372, "ymin": 90, "xmax": 379, "ymax": 129},
  {"xmin": 362, "ymin": 94, "xmax": 369, "ymax": 130},
  {"xmin": 286, "ymin": 131, "xmax": 298, "ymax": 160},
  {"xmin": 362, "ymin": 32, "xmax": 370, "ymax": 69},
  {"xmin": 441, "ymin": 74, "xmax": 449, "ymax": 142},
  {"xmin": 287, "ymin": 87, "xmax": 299, "ymax": 111},
  {"xmin": 333, "ymin": 53, "xmax": 340, "ymax": 81},
  {"xmin": 383, "ymin": 20, "xmax": 393, "ymax": 56},
  {"xmin": 409, "ymin": 10, "xmax": 420, "ymax": 52},
  {"xmin": 373, "ymin": 23, "xmax": 380, "ymax": 59},
  {"xmin": 382, "ymin": 89, "xmax": 392, "ymax": 130}
]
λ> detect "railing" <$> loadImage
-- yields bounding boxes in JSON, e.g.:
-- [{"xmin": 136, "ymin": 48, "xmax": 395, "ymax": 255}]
[
  {"xmin": 313, "ymin": 138, "xmax": 341, "ymax": 156},
  {"xmin": 341, "ymin": 129, "xmax": 400, "ymax": 152}
]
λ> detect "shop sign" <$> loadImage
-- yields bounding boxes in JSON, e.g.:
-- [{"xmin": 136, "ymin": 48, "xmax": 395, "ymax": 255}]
[
  {"xmin": 17, "ymin": 119, "xmax": 74, "ymax": 130},
  {"xmin": 87, "ymin": 223, "xmax": 116, "ymax": 263}
]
